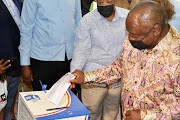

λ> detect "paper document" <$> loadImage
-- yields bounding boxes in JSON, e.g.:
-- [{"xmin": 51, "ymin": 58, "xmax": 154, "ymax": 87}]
[{"xmin": 45, "ymin": 73, "xmax": 75, "ymax": 105}]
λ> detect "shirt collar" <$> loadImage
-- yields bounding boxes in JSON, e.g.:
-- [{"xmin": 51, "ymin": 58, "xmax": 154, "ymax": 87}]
[{"xmin": 94, "ymin": 7, "xmax": 126, "ymax": 22}]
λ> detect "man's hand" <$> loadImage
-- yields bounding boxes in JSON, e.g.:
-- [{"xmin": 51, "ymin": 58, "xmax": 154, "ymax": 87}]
[
  {"xmin": 0, "ymin": 59, "xmax": 11, "ymax": 75},
  {"xmin": 125, "ymin": 109, "xmax": 141, "ymax": 120},
  {"xmin": 22, "ymin": 66, "xmax": 33, "ymax": 84},
  {"xmin": 68, "ymin": 69, "xmax": 85, "ymax": 89}
]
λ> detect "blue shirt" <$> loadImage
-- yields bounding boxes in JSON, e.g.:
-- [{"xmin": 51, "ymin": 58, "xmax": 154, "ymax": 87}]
[
  {"xmin": 71, "ymin": 7, "xmax": 129, "ymax": 72},
  {"xmin": 19, "ymin": 0, "xmax": 81, "ymax": 65},
  {"xmin": 169, "ymin": 0, "xmax": 180, "ymax": 31}
]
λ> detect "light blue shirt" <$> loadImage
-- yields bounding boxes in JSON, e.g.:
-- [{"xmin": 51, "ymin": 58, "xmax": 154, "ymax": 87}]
[
  {"xmin": 169, "ymin": 0, "xmax": 180, "ymax": 31},
  {"xmin": 19, "ymin": 0, "xmax": 81, "ymax": 65},
  {"xmin": 71, "ymin": 7, "xmax": 129, "ymax": 72}
]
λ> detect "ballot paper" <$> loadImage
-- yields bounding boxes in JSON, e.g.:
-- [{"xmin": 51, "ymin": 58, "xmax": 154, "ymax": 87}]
[{"xmin": 45, "ymin": 73, "xmax": 75, "ymax": 105}]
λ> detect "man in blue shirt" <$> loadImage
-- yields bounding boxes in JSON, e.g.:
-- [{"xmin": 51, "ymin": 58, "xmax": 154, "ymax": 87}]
[
  {"xmin": 71, "ymin": 0, "xmax": 129, "ymax": 119},
  {"xmin": 19, "ymin": 0, "xmax": 81, "ymax": 91}
]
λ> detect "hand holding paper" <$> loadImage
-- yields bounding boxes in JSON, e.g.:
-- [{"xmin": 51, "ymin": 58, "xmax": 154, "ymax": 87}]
[
  {"xmin": 68, "ymin": 69, "xmax": 85, "ymax": 89},
  {"xmin": 46, "ymin": 73, "xmax": 75, "ymax": 105}
]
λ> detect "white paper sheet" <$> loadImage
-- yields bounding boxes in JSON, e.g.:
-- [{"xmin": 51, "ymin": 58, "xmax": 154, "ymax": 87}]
[{"xmin": 45, "ymin": 73, "xmax": 75, "ymax": 105}]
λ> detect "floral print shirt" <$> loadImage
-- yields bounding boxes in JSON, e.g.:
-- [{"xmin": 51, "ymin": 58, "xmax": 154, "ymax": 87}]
[{"xmin": 84, "ymin": 27, "xmax": 180, "ymax": 120}]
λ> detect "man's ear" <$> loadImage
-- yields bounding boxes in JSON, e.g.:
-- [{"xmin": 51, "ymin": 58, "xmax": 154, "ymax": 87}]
[{"xmin": 153, "ymin": 24, "xmax": 161, "ymax": 36}]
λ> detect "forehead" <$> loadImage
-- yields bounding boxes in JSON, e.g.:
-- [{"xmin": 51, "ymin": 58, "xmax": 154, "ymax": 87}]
[{"xmin": 126, "ymin": 14, "xmax": 148, "ymax": 35}]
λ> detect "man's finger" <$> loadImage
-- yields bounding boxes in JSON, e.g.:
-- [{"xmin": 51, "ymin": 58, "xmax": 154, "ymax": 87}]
[
  {"xmin": 0, "ymin": 59, "xmax": 4, "ymax": 64},
  {"xmin": 125, "ymin": 110, "xmax": 131, "ymax": 116},
  {"xmin": 2, "ymin": 64, "xmax": 11, "ymax": 71},
  {"xmin": 2, "ymin": 60, "xmax": 10, "ymax": 67}
]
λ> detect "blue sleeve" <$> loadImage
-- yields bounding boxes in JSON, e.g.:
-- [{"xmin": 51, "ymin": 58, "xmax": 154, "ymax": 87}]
[
  {"xmin": 74, "ymin": 0, "xmax": 82, "ymax": 26},
  {"xmin": 70, "ymin": 16, "xmax": 91, "ymax": 72},
  {"xmin": 19, "ymin": 0, "xmax": 37, "ymax": 66}
]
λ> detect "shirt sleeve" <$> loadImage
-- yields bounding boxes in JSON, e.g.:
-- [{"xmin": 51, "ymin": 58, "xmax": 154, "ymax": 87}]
[
  {"xmin": 70, "ymin": 17, "xmax": 91, "ymax": 72},
  {"xmin": 84, "ymin": 55, "xmax": 123, "ymax": 85},
  {"xmin": 140, "ymin": 63, "xmax": 180, "ymax": 120},
  {"xmin": 19, "ymin": 0, "xmax": 37, "ymax": 66},
  {"xmin": 74, "ymin": 0, "xmax": 82, "ymax": 27}
]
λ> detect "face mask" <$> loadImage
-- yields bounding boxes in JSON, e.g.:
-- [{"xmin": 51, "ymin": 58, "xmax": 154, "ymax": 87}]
[
  {"xmin": 129, "ymin": 23, "xmax": 157, "ymax": 50},
  {"xmin": 129, "ymin": 40, "xmax": 152, "ymax": 50},
  {"xmin": 97, "ymin": 4, "xmax": 114, "ymax": 18}
]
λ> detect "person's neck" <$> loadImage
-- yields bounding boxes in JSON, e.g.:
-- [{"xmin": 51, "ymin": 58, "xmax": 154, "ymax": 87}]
[{"xmin": 105, "ymin": 11, "xmax": 115, "ymax": 22}]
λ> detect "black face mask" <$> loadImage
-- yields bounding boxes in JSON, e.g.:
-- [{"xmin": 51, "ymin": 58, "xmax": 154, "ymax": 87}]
[
  {"xmin": 97, "ymin": 4, "xmax": 114, "ymax": 18},
  {"xmin": 129, "ymin": 23, "xmax": 157, "ymax": 50},
  {"xmin": 129, "ymin": 40, "xmax": 152, "ymax": 50}
]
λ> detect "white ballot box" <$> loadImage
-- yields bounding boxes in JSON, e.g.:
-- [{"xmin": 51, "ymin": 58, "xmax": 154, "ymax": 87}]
[{"xmin": 17, "ymin": 89, "xmax": 89, "ymax": 120}]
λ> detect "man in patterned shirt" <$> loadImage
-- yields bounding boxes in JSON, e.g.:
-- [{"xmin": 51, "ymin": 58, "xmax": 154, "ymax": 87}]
[{"xmin": 69, "ymin": 1, "xmax": 180, "ymax": 120}]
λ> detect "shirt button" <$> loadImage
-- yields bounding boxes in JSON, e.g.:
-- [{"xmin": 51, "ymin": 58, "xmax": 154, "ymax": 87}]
[{"xmin": 135, "ymin": 81, "xmax": 137, "ymax": 84}]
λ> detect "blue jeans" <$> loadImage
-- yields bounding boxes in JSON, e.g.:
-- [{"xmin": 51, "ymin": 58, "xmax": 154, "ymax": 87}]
[{"xmin": 5, "ymin": 76, "xmax": 20, "ymax": 120}]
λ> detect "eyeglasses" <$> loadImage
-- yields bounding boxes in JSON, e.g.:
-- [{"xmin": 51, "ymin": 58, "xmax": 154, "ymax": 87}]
[{"xmin": 129, "ymin": 23, "xmax": 158, "ymax": 41}]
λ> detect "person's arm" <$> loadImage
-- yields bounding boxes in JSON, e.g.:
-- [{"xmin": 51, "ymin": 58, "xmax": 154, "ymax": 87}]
[
  {"xmin": 74, "ymin": 0, "xmax": 82, "ymax": 27},
  {"xmin": 70, "ymin": 17, "xmax": 91, "ymax": 72},
  {"xmin": 140, "ymin": 64, "xmax": 180, "ymax": 120},
  {"xmin": 69, "ymin": 54, "xmax": 123, "ymax": 86},
  {"xmin": 19, "ymin": 0, "xmax": 37, "ymax": 83},
  {"xmin": 19, "ymin": 0, "xmax": 37, "ymax": 66},
  {"xmin": 84, "ymin": 55, "xmax": 123, "ymax": 84}
]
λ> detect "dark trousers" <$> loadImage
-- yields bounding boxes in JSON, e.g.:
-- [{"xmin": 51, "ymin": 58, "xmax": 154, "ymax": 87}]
[{"xmin": 30, "ymin": 57, "xmax": 70, "ymax": 91}]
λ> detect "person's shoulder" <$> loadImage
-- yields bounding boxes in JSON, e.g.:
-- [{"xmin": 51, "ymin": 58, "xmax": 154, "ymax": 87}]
[
  {"xmin": 80, "ymin": 9, "xmax": 98, "ymax": 22},
  {"xmin": 115, "ymin": 7, "xmax": 129, "ymax": 17},
  {"xmin": 165, "ymin": 26, "xmax": 180, "ymax": 57},
  {"xmin": 170, "ymin": 26, "xmax": 180, "ymax": 43},
  {"xmin": 83, "ymin": 9, "xmax": 98, "ymax": 18}
]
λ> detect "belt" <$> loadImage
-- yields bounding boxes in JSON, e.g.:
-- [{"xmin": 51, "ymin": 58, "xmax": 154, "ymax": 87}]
[{"xmin": 86, "ymin": 82, "xmax": 113, "ymax": 89}]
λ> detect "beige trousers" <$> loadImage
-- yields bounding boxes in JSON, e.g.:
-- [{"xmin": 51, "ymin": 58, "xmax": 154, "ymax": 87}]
[{"xmin": 81, "ymin": 85, "xmax": 121, "ymax": 120}]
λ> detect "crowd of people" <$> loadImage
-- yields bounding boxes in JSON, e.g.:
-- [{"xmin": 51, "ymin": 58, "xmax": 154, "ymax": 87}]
[{"xmin": 0, "ymin": 0, "xmax": 179, "ymax": 120}]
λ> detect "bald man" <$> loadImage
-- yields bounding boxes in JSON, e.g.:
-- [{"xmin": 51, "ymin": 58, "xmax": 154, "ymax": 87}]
[
  {"xmin": 71, "ymin": 0, "xmax": 129, "ymax": 119},
  {"xmin": 69, "ymin": 1, "xmax": 180, "ymax": 120}
]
